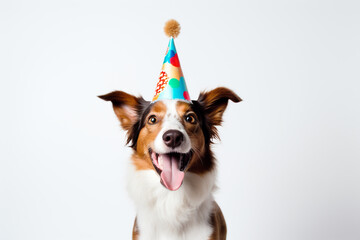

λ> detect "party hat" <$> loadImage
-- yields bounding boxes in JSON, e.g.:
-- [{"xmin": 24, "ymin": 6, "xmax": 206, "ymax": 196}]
[{"xmin": 152, "ymin": 20, "xmax": 191, "ymax": 102}]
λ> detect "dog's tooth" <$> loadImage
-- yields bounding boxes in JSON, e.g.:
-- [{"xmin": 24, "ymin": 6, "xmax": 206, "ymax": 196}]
[{"xmin": 159, "ymin": 157, "xmax": 163, "ymax": 169}]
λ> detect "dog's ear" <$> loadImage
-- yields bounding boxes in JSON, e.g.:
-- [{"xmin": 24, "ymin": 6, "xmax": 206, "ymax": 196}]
[
  {"xmin": 98, "ymin": 91, "xmax": 147, "ymax": 131},
  {"xmin": 197, "ymin": 87, "xmax": 241, "ymax": 138}
]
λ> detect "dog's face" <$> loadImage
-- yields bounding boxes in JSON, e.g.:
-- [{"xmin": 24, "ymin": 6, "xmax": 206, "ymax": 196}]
[{"xmin": 99, "ymin": 87, "xmax": 241, "ymax": 191}]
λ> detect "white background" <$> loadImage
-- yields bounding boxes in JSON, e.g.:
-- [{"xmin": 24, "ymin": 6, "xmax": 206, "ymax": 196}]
[{"xmin": 1, "ymin": 0, "xmax": 359, "ymax": 239}]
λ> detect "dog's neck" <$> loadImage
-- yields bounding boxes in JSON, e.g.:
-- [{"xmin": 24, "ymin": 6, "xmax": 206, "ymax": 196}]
[{"xmin": 126, "ymin": 161, "xmax": 217, "ymax": 239}]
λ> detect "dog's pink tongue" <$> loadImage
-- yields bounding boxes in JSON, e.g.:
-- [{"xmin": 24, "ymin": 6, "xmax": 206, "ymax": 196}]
[{"xmin": 160, "ymin": 154, "xmax": 184, "ymax": 191}]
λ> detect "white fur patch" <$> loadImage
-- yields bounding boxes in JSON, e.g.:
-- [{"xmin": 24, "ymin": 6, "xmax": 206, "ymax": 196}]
[
  {"xmin": 126, "ymin": 163, "xmax": 217, "ymax": 240},
  {"xmin": 153, "ymin": 100, "xmax": 191, "ymax": 154}
]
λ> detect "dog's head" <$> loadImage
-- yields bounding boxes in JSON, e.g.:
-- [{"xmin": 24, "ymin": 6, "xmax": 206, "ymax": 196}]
[{"xmin": 99, "ymin": 87, "xmax": 241, "ymax": 191}]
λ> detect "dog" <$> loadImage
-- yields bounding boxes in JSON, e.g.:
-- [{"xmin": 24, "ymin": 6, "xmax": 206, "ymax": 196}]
[{"xmin": 99, "ymin": 87, "xmax": 241, "ymax": 240}]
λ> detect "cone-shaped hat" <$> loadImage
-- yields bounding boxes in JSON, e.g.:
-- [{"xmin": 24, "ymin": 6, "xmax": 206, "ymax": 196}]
[{"xmin": 152, "ymin": 20, "xmax": 191, "ymax": 102}]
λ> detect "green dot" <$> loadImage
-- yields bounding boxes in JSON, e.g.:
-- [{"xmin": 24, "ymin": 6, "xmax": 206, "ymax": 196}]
[{"xmin": 169, "ymin": 78, "xmax": 180, "ymax": 88}]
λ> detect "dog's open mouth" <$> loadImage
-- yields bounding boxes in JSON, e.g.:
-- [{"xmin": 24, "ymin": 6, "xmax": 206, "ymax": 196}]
[{"xmin": 149, "ymin": 149, "xmax": 192, "ymax": 191}]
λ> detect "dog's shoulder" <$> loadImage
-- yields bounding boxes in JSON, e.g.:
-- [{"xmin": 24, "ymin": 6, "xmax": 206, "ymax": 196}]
[{"xmin": 209, "ymin": 201, "xmax": 227, "ymax": 240}]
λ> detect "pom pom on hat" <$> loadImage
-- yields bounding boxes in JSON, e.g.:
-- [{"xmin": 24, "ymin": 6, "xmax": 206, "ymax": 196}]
[{"xmin": 164, "ymin": 19, "xmax": 181, "ymax": 38}]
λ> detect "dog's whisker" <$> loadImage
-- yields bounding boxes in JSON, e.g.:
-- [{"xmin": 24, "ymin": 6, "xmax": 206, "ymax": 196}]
[{"xmin": 191, "ymin": 146, "xmax": 205, "ymax": 166}]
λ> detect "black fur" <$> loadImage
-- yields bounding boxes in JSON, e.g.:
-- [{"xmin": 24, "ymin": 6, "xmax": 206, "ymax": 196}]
[{"xmin": 127, "ymin": 99, "xmax": 151, "ymax": 149}]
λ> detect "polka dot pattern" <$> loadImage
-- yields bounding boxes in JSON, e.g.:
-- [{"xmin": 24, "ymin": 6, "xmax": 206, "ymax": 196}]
[{"xmin": 152, "ymin": 38, "xmax": 191, "ymax": 102}]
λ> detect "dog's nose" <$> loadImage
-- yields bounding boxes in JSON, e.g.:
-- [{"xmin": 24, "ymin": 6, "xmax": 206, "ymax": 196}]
[{"xmin": 162, "ymin": 130, "xmax": 184, "ymax": 148}]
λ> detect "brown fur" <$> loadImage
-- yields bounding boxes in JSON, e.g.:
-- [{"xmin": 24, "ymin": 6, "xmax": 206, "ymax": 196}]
[
  {"xmin": 132, "ymin": 217, "xmax": 139, "ymax": 240},
  {"xmin": 98, "ymin": 91, "xmax": 141, "ymax": 130},
  {"xmin": 98, "ymin": 91, "xmax": 150, "ymax": 148},
  {"xmin": 175, "ymin": 101, "xmax": 208, "ymax": 174},
  {"xmin": 209, "ymin": 202, "xmax": 227, "ymax": 240},
  {"xmin": 132, "ymin": 101, "xmax": 167, "ymax": 170},
  {"xmin": 197, "ymin": 87, "xmax": 242, "ymax": 141}
]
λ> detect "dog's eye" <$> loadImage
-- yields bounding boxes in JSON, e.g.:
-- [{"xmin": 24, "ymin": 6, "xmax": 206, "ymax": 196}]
[
  {"xmin": 185, "ymin": 114, "xmax": 197, "ymax": 124},
  {"xmin": 148, "ymin": 115, "xmax": 157, "ymax": 124}
]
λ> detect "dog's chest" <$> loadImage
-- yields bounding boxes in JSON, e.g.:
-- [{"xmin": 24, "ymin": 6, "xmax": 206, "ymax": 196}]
[
  {"xmin": 136, "ymin": 204, "xmax": 213, "ymax": 240},
  {"xmin": 127, "ymin": 166, "xmax": 216, "ymax": 240},
  {"xmin": 137, "ymin": 222, "xmax": 212, "ymax": 240}
]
